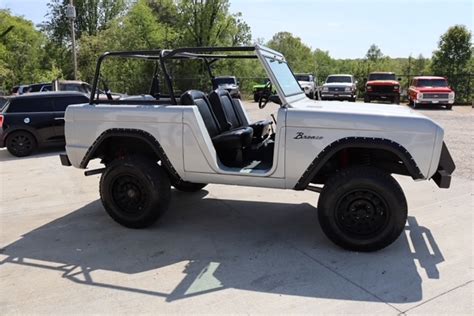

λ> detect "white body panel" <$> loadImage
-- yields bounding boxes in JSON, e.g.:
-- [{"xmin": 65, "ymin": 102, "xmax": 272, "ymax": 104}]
[{"xmin": 65, "ymin": 95, "xmax": 444, "ymax": 190}]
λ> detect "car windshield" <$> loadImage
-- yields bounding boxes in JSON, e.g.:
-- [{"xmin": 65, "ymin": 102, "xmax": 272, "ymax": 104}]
[
  {"xmin": 265, "ymin": 57, "xmax": 303, "ymax": 97},
  {"xmin": 214, "ymin": 77, "xmax": 236, "ymax": 85},
  {"xmin": 326, "ymin": 76, "xmax": 352, "ymax": 83},
  {"xmin": 295, "ymin": 75, "xmax": 311, "ymax": 81},
  {"xmin": 368, "ymin": 73, "xmax": 396, "ymax": 81},
  {"xmin": 417, "ymin": 79, "xmax": 448, "ymax": 87}
]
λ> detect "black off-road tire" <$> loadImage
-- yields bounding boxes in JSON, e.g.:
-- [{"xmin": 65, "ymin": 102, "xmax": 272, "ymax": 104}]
[
  {"xmin": 445, "ymin": 105, "xmax": 453, "ymax": 110},
  {"xmin": 309, "ymin": 92, "xmax": 314, "ymax": 99},
  {"xmin": 253, "ymin": 93, "xmax": 259, "ymax": 102},
  {"xmin": 364, "ymin": 96, "xmax": 371, "ymax": 103},
  {"xmin": 99, "ymin": 156, "xmax": 171, "ymax": 228},
  {"xmin": 317, "ymin": 166, "xmax": 407, "ymax": 252},
  {"xmin": 172, "ymin": 180, "xmax": 207, "ymax": 192},
  {"xmin": 6, "ymin": 130, "xmax": 37, "ymax": 157},
  {"xmin": 393, "ymin": 96, "xmax": 400, "ymax": 105}
]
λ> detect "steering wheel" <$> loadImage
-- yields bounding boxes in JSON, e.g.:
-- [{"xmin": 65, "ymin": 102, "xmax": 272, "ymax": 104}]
[
  {"xmin": 100, "ymin": 77, "xmax": 113, "ymax": 101},
  {"xmin": 258, "ymin": 81, "xmax": 273, "ymax": 109}
]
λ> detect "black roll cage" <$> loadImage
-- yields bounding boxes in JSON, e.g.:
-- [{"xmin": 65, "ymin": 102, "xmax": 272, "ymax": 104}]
[{"xmin": 90, "ymin": 46, "xmax": 259, "ymax": 105}]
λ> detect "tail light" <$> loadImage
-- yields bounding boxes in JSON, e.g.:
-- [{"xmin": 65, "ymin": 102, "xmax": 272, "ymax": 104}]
[{"xmin": 0, "ymin": 115, "xmax": 3, "ymax": 128}]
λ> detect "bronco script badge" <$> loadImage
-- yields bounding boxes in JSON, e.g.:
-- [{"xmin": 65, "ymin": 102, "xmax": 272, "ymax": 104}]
[{"xmin": 294, "ymin": 132, "xmax": 323, "ymax": 140}]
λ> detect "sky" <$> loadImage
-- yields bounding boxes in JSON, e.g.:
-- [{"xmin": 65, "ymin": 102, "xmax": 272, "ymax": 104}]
[{"xmin": 1, "ymin": 0, "xmax": 472, "ymax": 59}]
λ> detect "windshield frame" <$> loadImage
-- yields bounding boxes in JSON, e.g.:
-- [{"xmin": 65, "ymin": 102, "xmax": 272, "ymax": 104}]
[
  {"xmin": 416, "ymin": 78, "xmax": 448, "ymax": 87},
  {"xmin": 326, "ymin": 75, "xmax": 352, "ymax": 84},
  {"xmin": 368, "ymin": 73, "xmax": 396, "ymax": 81},
  {"xmin": 256, "ymin": 46, "xmax": 305, "ymax": 107}
]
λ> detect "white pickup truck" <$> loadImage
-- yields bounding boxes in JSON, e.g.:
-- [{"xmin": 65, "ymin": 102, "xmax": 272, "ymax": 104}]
[{"xmin": 60, "ymin": 45, "xmax": 455, "ymax": 252}]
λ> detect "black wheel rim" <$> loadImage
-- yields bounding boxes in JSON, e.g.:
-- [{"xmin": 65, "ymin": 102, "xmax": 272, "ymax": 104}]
[
  {"xmin": 335, "ymin": 189, "xmax": 390, "ymax": 239},
  {"xmin": 10, "ymin": 134, "xmax": 33, "ymax": 155},
  {"xmin": 111, "ymin": 174, "xmax": 148, "ymax": 215}
]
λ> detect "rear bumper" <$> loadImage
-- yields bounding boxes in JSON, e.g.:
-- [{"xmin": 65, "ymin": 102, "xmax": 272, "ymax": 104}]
[
  {"xmin": 432, "ymin": 142, "xmax": 455, "ymax": 188},
  {"xmin": 59, "ymin": 153, "xmax": 72, "ymax": 166}
]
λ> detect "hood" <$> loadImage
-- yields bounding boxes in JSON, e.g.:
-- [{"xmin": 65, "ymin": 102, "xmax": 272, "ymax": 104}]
[
  {"xmin": 415, "ymin": 87, "xmax": 452, "ymax": 93},
  {"xmin": 285, "ymin": 98, "xmax": 440, "ymax": 133},
  {"xmin": 323, "ymin": 82, "xmax": 353, "ymax": 87},
  {"xmin": 366, "ymin": 80, "xmax": 399, "ymax": 86},
  {"xmin": 298, "ymin": 80, "xmax": 313, "ymax": 86}
]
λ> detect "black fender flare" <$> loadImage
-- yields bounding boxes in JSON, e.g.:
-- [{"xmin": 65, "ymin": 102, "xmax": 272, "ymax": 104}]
[
  {"xmin": 79, "ymin": 128, "xmax": 182, "ymax": 181},
  {"xmin": 294, "ymin": 137, "xmax": 424, "ymax": 190}
]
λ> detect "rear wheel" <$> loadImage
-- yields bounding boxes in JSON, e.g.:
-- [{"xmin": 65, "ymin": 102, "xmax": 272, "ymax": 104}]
[
  {"xmin": 317, "ymin": 166, "xmax": 407, "ymax": 252},
  {"xmin": 100, "ymin": 156, "xmax": 171, "ymax": 228},
  {"xmin": 6, "ymin": 131, "xmax": 37, "ymax": 157}
]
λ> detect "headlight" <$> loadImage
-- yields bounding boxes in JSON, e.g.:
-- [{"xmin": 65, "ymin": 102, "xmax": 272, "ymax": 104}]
[
  {"xmin": 393, "ymin": 85, "xmax": 399, "ymax": 90},
  {"xmin": 366, "ymin": 85, "xmax": 372, "ymax": 90},
  {"xmin": 344, "ymin": 87, "xmax": 351, "ymax": 92},
  {"xmin": 322, "ymin": 87, "xmax": 329, "ymax": 92},
  {"xmin": 449, "ymin": 92, "xmax": 455, "ymax": 99},
  {"xmin": 304, "ymin": 86, "xmax": 310, "ymax": 91},
  {"xmin": 417, "ymin": 93, "xmax": 423, "ymax": 100}
]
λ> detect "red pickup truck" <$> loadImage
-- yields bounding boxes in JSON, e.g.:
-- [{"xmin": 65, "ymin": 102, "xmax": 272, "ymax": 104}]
[
  {"xmin": 364, "ymin": 72, "xmax": 401, "ymax": 104},
  {"xmin": 408, "ymin": 76, "xmax": 455, "ymax": 109}
]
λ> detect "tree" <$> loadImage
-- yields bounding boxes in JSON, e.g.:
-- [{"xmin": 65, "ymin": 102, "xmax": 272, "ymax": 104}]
[
  {"xmin": 0, "ymin": 10, "xmax": 61, "ymax": 91},
  {"xmin": 366, "ymin": 44, "xmax": 383, "ymax": 62},
  {"xmin": 43, "ymin": 0, "xmax": 126, "ymax": 44},
  {"xmin": 431, "ymin": 25, "xmax": 472, "ymax": 102},
  {"xmin": 267, "ymin": 32, "xmax": 314, "ymax": 73},
  {"xmin": 177, "ymin": 0, "xmax": 251, "ymax": 47}
]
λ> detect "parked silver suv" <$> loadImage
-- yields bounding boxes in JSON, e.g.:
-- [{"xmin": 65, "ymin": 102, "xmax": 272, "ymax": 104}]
[{"xmin": 321, "ymin": 74, "xmax": 357, "ymax": 102}]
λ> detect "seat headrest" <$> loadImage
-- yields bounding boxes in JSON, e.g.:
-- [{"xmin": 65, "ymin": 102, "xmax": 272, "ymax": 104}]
[
  {"xmin": 212, "ymin": 88, "xmax": 232, "ymax": 98},
  {"xmin": 180, "ymin": 90, "xmax": 208, "ymax": 105}
]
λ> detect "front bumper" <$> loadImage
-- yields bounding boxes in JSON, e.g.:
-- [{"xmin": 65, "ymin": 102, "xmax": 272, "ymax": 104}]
[
  {"xmin": 321, "ymin": 93, "xmax": 355, "ymax": 100},
  {"xmin": 416, "ymin": 99, "xmax": 454, "ymax": 105},
  {"xmin": 432, "ymin": 142, "xmax": 455, "ymax": 188},
  {"xmin": 366, "ymin": 92, "xmax": 399, "ymax": 99}
]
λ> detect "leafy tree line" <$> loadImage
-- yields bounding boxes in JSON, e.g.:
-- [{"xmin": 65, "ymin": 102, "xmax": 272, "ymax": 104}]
[{"xmin": 0, "ymin": 1, "xmax": 472, "ymax": 102}]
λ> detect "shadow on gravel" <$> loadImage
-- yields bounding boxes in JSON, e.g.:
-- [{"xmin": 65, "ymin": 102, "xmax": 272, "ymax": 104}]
[
  {"xmin": 0, "ymin": 146, "xmax": 64, "ymax": 162},
  {"xmin": 0, "ymin": 190, "xmax": 444, "ymax": 303}
]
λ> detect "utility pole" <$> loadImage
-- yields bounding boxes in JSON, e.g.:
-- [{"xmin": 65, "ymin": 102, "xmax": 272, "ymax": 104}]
[{"xmin": 66, "ymin": 0, "xmax": 77, "ymax": 80}]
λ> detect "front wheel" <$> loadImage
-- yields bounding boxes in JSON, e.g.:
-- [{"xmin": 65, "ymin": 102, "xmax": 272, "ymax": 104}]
[
  {"xmin": 446, "ymin": 105, "xmax": 453, "ymax": 110},
  {"xmin": 317, "ymin": 166, "xmax": 407, "ymax": 252},
  {"xmin": 364, "ymin": 97, "xmax": 371, "ymax": 103},
  {"xmin": 308, "ymin": 92, "xmax": 314, "ymax": 99},
  {"xmin": 100, "ymin": 156, "xmax": 171, "ymax": 228}
]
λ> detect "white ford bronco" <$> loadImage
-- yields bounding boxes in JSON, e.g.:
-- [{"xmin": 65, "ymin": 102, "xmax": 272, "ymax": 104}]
[{"xmin": 60, "ymin": 46, "xmax": 455, "ymax": 252}]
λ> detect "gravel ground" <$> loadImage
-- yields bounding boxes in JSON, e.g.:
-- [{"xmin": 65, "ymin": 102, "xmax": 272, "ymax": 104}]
[{"xmin": 242, "ymin": 100, "xmax": 473, "ymax": 180}]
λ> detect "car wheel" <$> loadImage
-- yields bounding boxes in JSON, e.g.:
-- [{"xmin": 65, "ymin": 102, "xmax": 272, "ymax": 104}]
[
  {"xmin": 6, "ymin": 131, "xmax": 37, "ymax": 157},
  {"xmin": 253, "ymin": 93, "xmax": 259, "ymax": 102},
  {"xmin": 100, "ymin": 156, "xmax": 171, "ymax": 228},
  {"xmin": 309, "ymin": 92, "xmax": 314, "ymax": 99},
  {"xmin": 172, "ymin": 180, "xmax": 207, "ymax": 192},
  {"xmin": 350, "ymin": 97, "xmax": 356, "ymax": 102},
  {"xmin": 317, "ymin": 166, "xmax": 407, "ymax": 252},
  {"xmin": 446, "ymin": 105, "xmax": 452, "ymax": 110},
  {"xmin": 394, "ymin": 96, "xmax": 400, "ymax": 105},
  {"xmin": 364, "ymin": 97, "xmax": 371, "ymax": 103}
]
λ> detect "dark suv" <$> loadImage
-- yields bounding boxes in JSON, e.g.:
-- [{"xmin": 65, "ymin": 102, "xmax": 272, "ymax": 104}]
[{"xmin": 0, "ymin": 92, "xmax": 89, "ymax": 157}]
